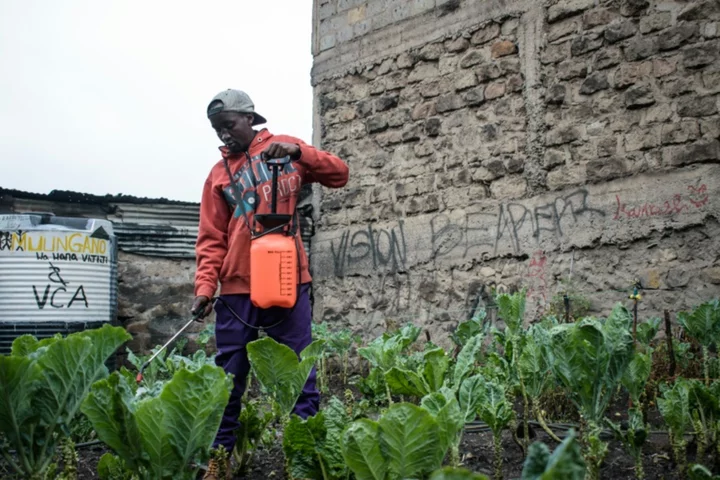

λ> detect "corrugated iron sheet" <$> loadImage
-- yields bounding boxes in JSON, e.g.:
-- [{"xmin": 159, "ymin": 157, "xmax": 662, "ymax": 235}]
[
  {"xmin": 0, "ymin": 187, "xmax": 315, "ymax": 261},
  {"xmin": 0, "ymin": 215, "xmax": 118, "ymax": 324}
]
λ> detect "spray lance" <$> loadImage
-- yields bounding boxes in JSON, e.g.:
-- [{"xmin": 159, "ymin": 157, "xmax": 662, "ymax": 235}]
[{"xmin": 135, "ymin": 301, "xmax": 214, "ymax": 383}]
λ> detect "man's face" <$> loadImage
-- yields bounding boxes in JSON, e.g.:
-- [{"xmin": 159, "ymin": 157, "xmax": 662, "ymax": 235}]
[{"xmin": 210, "ymin": 111, "xmax": 255, "ymax": 153}]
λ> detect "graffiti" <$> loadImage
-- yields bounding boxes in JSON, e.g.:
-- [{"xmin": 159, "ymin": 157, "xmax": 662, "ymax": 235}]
[
  {"xmin": 687, "ymin": 184, "xmax": 709, "ymax": 208},
  {"xmin": 613, "ymin": 184, "xmax": 708, "ymax": 220},
  {"xmin": 331, "ymin": 221, "xmax": 408, "ymax": 277},
  {"xmin": 431, "ymin": 189, "xmax": 605, "ymax": 258},
  {"xmin": 0, "ymin": 231, "xmax": 10, "ymax": 251},
  {"xmin": 32, "ymin": 262, "xmax": 88, "ymax": 310},
  {"xmin": 34, "ymin": 252, "xmax": 109, "ymax": 263},
  {"xmin": 526, "ymin": 250, "xmax": 549, "ymax": 315}
]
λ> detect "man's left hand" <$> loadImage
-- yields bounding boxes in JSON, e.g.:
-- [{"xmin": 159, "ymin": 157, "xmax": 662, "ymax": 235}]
[{"xmin": 263, "ymin": 142, "xmax": 301, "ymax": 161}]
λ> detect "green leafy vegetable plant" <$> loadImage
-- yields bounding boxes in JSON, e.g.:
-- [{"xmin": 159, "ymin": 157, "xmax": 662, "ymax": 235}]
[
  {"xmin": 521, "ymin": 430, "xmax": 586, "ymax": 480},
  {"xmin": 622, "ymin": 350, "xmax": 653, "ymax": 413},
  {"xmin": 479, "ymin": 380, "xmax": 513, "ymax": 480},
  {"xmin": 384, "ymin": 346, "xmax": 450, "ymax": 399},
  {"xmin": 421, "ymin": 390, "xmax": 465, "ymax": 467},
  {"xmin": 546, "ymin": 305, "xmax": 634, "ymax": 480},
  {"xmin": 246, "ymin": 336, "xmax": 322, "ymax": 423},
  {"xmin": 341, "ymin": 403, "xmax": 445, "ymax": 480},
  {"xmin": 607, "ymin": 409, "xmax": 648, "ymax": 479},
  {"xmin": 518, "ymin": 324, "xmax": 559, "ymax": 442},
  {"xmin": 357, "ymin": 324, "xmax": 421, "ymax": 404},
  {"xmin": 658, "ymin": 378, "xmax": 692, "ymax": 476},
  {"xmin": 678, "ymin": 299, "xmax": 720, "ymax": 385},
  {"xmin": 430, "ymin": 467, "xmax": 489, "ymax": 479},
  {"xmin": 282, "ymin": 397, "xmax": 349, "ymax": 480},
  {"xmin": 81, "ymin": 364, "xmax": 231, "ymax": 480},
  {"xmin": 0, "ymin": 325, "xmax": 131, "ymax": 479},
  {"xmin": 232, "ymin": 397, "xmax": 274, "ymax": 474},
  {"xmin": 689, "ymin": 464, "xmax": 720, "ymax": 480}
]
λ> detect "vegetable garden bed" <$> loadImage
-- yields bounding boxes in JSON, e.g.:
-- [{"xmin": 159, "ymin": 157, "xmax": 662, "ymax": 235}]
[{"xmin": 2, "ymin": 293, "xmax": 720, "ymax": 480}]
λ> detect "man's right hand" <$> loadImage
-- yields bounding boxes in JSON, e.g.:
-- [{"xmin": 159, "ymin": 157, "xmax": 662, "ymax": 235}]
[{"xmin": 191, "ymin": 295, "xmax": 213, "ymax": 319}]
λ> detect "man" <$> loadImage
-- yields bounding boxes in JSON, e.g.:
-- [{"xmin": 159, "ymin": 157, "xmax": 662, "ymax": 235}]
[{"xmin": 192, "ymin": 89, "xmax": 349, "ymax": 479}]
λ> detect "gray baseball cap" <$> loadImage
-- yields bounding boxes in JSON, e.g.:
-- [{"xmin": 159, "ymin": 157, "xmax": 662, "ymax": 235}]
[{"xmin": 206, "ymin": 89, "xmax": 267, "ymax": 126}]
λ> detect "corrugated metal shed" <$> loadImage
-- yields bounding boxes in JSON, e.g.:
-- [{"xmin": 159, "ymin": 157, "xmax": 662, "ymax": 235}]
[
  {"xmin": 0, "ymin": 188, "xmax": 200, "ymax": 259},
  {"xmin": 0, "ymin": 187, "xmax": 315, "ymax": 261}
]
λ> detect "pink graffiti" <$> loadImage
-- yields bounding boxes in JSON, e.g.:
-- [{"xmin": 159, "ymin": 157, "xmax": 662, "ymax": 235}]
[
  {"xmin": 613, "ymin": 184, "xmax": 708, "ymax": 221},
  {"xmin": 527, "ymin": 250, "xmax": 548, "ymax": 307}
]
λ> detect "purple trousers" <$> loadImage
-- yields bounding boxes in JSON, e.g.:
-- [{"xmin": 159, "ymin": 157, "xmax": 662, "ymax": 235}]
[{"xmin": 211, "ymin": 283, "xmax": 319, "ymax": 452}]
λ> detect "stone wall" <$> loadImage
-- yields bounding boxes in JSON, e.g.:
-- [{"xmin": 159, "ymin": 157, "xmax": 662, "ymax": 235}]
[{"xmin": 310, "ymin": 0, "xmax": 720, "ymax": 344}]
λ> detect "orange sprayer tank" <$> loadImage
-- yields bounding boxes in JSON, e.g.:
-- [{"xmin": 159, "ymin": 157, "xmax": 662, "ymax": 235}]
[{"xmin": 250, "ymin": 233, "xmax": 298, "ymax": 309}]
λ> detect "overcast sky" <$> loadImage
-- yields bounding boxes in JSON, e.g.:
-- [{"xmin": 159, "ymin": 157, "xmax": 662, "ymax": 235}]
[{"xmin": 0, "ymin": 0, "xmax": 314, "ymax": 202}]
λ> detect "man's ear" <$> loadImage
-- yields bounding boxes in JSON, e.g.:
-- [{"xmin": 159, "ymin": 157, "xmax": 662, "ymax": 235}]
[{"xmin": 245, "ymin": 114, "xmax": 255, "ymax": 127}]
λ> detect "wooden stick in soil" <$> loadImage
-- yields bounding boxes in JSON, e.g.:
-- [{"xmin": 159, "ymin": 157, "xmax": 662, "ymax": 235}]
[{"xmin": 664, "ymin": 310, "xmax": 676, "ymax": 378}]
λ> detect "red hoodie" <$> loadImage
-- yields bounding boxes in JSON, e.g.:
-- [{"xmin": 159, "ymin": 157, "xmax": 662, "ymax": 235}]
[{"xmin": 194, "ymin": 129, "xmax": 349, "ymax": 299}]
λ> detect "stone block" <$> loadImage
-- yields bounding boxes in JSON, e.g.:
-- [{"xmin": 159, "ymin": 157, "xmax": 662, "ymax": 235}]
[
  {"xmin": 605, "ymin": 19, "xmax": 638, "ymax": 44},
  {"xmin": 700, "ymin": 117, "xmax": 720, "ymax": 139},
  {"xmin": 620, "ymin": 0, "xmax": 649, "ymax": 17},
  {"xmin": 397, "ymin": 52, "xmax": 419, "ymax": 69},
  {"xmin": 409, "ymin": 62, "xmax": 440, "ymax": 83},
  {"xmin": 677, "ymin": 95, "xmax": 719, "ymax": 117},
  {"xmin": 658, "ymin": 24, "xmax": 698, "ymax": 51},
  {"xmin": 470, "ymin": 23, "xmax": 500, "ymax": 45},
  {"xmin": 653, "ymin": 57, "xmax": 677, "ymax": 78},
  {"xmin": 439, "ymin": 55, "xmax": 460, "ymax": 75},
  {"xmin": 595, "ymin": 47, "xmax": 623, "ymax": 70},
  {"xmin": 446, "ymin": 37, "xmax": 470, "ymax": 53},
  {"xmin": 613, "ymin": 61, "xmax": 652, "ymax": 89},
  {"xmin": 491, "ymin": 40, "xmax": 518, "ymax": 58},
  {"xmin": 581, "ymin": 72, "xmax": 610, "ymax": 94},
  {"xmin": 485, "ymin": 82, "xmax": 506, "ymax": 100},
  {"xmin": 547, "ymin": 83, "xmax": 567, "ymax": 104},
  {"xmin": 557, "ymin": 59, "xmax": 588, "ymax": 79},
  {"xmin": 571, "ymin": 32, "xmax": 604, "ymax": 56},
  {"xmin": 643, "ymin": 103, "xmax": 673, "ymax": 124},
  {"xmin": 640, "ymin": 13, "xmax": 671, "ymax": 34},
  {"xmin": 548, "ymin": 0, "xmax": 596, "ymax": 23},
  {"xmin": 683, "ymin": 43, "xmax": 718, "ymax": 68},
  {"xmin": 460, "ymin": 49, "xmax": 488, "ymax": 68},
  {"xmin": 412, "ymin": 101, "xmax": 437, "ymax": 120},
  {"xmin": 414, "ymin": 141, "xmax": 434, "ymax": 157},
  {"xmin": 507, "ymin": 74, "xmax": 524, "ymax": 93},
  {"xmin": 401, "ymin": 123, "xmax": 421, "ymax": 142},
  {"xmin": 547, "ymin": 163, "xmax": 585, "ymax": 189},
  {"xmin": 490, "ymin": 175, "xmax": 527, "ymax": 199},
  {"xmin": 375, "ymin": 94, "xmax": 399, "ymax": 112},
  {"xmin": 425, "ymin": 117, "xmax": 442, "ymax": 136},
  {"xmin": 597, "ymin": 137, "xmax": 617, "ymax": 157},
  {"xmin": 453, "ymin": 70, "xmax": 479, "ymax": 91},
  {"xmin": 678, "ymin": 0, "xmax": 720, "ymax": 21},
  {"xmin": 625, "ymin": 84, "xmax": 656, "ymax": 108},
  {"xmin": 662, "ymin": 77, "xmax": 696, "ymax": 98},
  {"xmin": 546, "ymin": 125, "xmax": 583, "ymax": 146},
  {"xmin": 506, "ymin": 156, "xmax": 524, "ymax": 173},
  {"xmin": 461, "ymin": 86, "xmax": 486, "ymax": 106},
  {"xmin": 388, "ymin": 108, "xmax": 411, "ymax": 127},
  {"xmin": 586, "ymin": 157, "xmax": 627, "ymax": 182},
  {"xmin": 665, "ymin": 139, "xmax": 720, "ymax": 165},
  {"xmin": 476, "ymin": 63, "xmax": 503, "ymax": 82},
  {"xmin": 544, "ymin": 148, "xmax": 569, "ymax": 168},
  {"xmin": 549, "ymin": 18, "xmax": 580, "ymax": 42},
  {"xmin": 625, "ymin": 37, "xmax": 659, "ymax": 61},
  {"xmin": 541, "ymin": 42, "xmax": 570, "ymax": 64},
  {"xmin": 661, "ymin": 120, "xmax": 700, "ymax": 145},
  {"xmin": 420, "ymin": 80, "xmax": 441, "ymax": 98},
  {"xmin": 419, "ymin": 42, "xmax": 445, "ymax": 61},
  {"xmin": 375, "ymin": 129, "xmax": 403, "ymax": 146},
  {"xmin": 704, "ymin": 22, "xmax": 719, "ymax": 38},
  {"xmin": 436, "ymin": 93, "xmax": 466, "ymax": 113},
  {"xmin": 624, "ymin": 128, "xmax": 659, "ymax": 151},
  {"xmin": 366, "ymin": 114, "xmax": 389, "ymax": 133},
  {"xmin": 583, "ymin": 8, "xmax": 620, "ymax": 28}
]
